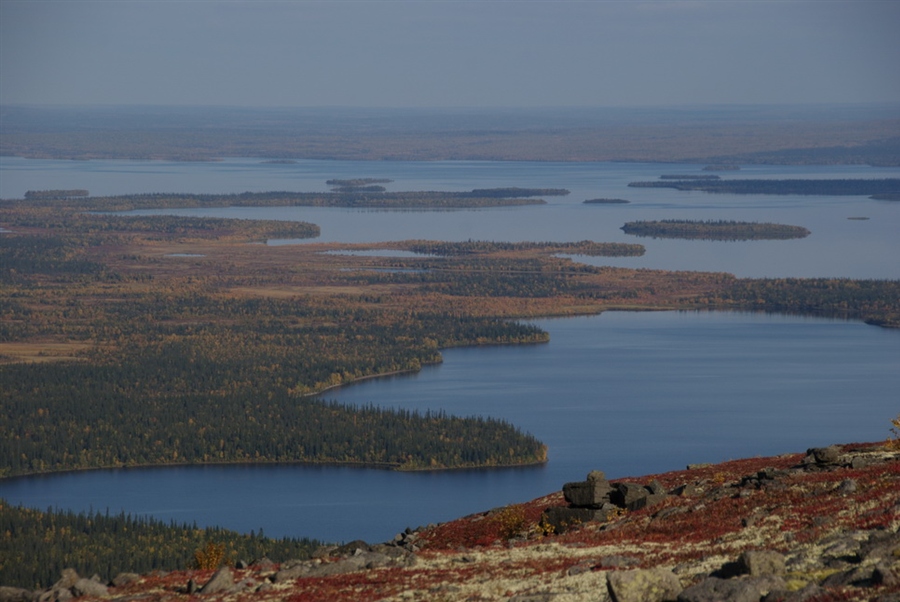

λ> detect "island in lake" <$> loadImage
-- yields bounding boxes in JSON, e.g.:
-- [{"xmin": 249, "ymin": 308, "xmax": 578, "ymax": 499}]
[
  {"xmin": 621, "ymin": 219, "xmax": 811, "ymax": 241},
  {"xmin": 583, "ymin": 198, "xmax": 629, "ymax": 204},
  {"xmin": 628, "ymin": 178, "xmax": 900, "ymax": 196}
]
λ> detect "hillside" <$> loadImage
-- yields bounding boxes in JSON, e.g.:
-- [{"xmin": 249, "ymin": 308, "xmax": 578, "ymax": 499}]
[{"xmin": 7, "ymin": 441, "xmax": 899, "ymax": 602}]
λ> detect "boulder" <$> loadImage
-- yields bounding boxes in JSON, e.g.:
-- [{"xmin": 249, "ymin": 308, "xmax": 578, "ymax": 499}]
[
  {"xmin": 647, "ymin": 480, "xmax": 666, "ymax": 496},
  {"xmin": 611, "ymin": 483, "xmax": 649, "ymax": 509},
  {"xmin": 273, "ymin": 564, "xmax": 312, "ymax": 583},
  {"xmin": 111, "ymin": 572, "xmax": 140, "ymax": 588},
  {"xmin": 304, "ymin": 551, "xmax": 389, "ymax": 578},
  {"xmin": 37, "ymin": 589, "xmax": 71, "ymax": 602},
  {"xmin": 801, "ymin": 445, "xmax": 842, "ymax": 469},
  {"xmin": 71, "ymin": 579, "xmax": 107, "ymax": 597},
  {"xmin": 541, "ymin": 506, "xmax": 609, "ymax": 534},
  {"xmin": 198, "ymin": 566, "xmax": 234, "ymax": 594},
  {"xmin": 607, "ymin": 568, "xmax": 682, "ymax": 602},
  {"xmin": 677, "ymin": 575, "xmax": 785, "ymax": 602},
  {"xmin": 737, "ymin": 550, "xmax": 786, "ymax": 576},
  {"xmin": 0, "ymin": 587, "xmax": 34, "ymax": 602},
  {"xmin": 610, "ymin": 482, "xmax": 668, "ymax": 511},
  {"xmin": 563, "ymin": 479, "xmax": 614, "ymax": 508},
  {"xmin": 51, "ymin": 570, "xmax": 79, "ymax": 592},
  {"xmin": 671, "ymin": 483, "xmax": 699, "ymax": 497}
]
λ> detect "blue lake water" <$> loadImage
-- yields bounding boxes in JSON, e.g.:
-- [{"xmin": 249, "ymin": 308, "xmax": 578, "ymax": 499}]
[
  {"xmin": 2, "ymin": 156, "xmax": 899, "ymax": 278},
  {"xmin": 0, "ymin": 157, "xmax": 898, "ymax": 544},
  {"xmin": 1, "ymin": 311, "xmax": 897, "ymax": 544}
]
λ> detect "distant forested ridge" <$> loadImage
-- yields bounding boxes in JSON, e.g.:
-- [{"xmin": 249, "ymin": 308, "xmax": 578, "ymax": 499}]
[
  {"xmin": 3, "ymin": 105, "xmax": 898, "ymax": 165},
  {"xmin": 24, "ymin": 190, "xmax": 89, "ymax": 199},
  {"xmin": 621, "ymin": 220, "xmax": 810, "ymax": 241},
  {"xmin": 5, "ymin": 187, "xmax": 567, "ymax": 211},
  {"xmin": 627, "ymin": 178, "xmax": 900, "ymax": 196},
  {"xmin": 0, "ymin": 500, "xmax": 320, "ymax": 589}
]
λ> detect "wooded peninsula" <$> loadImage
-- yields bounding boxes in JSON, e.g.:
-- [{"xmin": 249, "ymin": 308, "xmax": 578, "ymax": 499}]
[
  {"xmin": 621, "ymin": 220, "xmax": 811, "ymax": 241},
  {"xmin": 2, "ymin": 189, "xmax": 899, "ymax": 480}
]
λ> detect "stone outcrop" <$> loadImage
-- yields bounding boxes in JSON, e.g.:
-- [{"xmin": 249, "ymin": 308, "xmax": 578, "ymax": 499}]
[{"xmin": 542, "ymin": 470, "xmax": 670, "ymax": 533}]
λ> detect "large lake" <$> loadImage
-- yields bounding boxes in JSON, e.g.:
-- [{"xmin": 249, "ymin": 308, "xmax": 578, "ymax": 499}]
[
  {"xmin": 2, "ymin": 156, "xmax": 899, "ymax": 278},
  {"xmin": 0, "ymin": 157, "xmax": 898, "ymax": 544}
]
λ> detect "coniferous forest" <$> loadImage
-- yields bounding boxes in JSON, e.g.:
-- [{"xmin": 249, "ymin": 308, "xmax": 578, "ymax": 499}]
[
  {"xmin": 2, "ymin": 191, "xmax": 899, "ymax": 482},
  {"xmin": 0, "ymin": 500, "xmax": 320, "ymax": 589}
]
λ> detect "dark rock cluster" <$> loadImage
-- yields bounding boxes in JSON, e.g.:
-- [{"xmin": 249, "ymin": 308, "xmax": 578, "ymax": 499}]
[
  {"xmin": 541, "ymin": 470, "xmax": 670, "ymax": 534},
  {"xmin": 0, "ymin": 568, "xmax": 124, "ymax": 602}
]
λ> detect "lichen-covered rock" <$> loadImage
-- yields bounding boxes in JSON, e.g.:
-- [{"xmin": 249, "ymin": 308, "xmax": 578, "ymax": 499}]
[
  {"xmin": 71, "ymin": 578, "xmax": 107, "ymax": 597},
  {"xmin": 677, "ymin": 575, "xmax": 785, "ymax": 602},
  {"xmin": 737, "ymin": 550, "xmax": 786, "ymax": 576},
  {"xmin": 607, "ymin": 568, "xmax": 682, "ymax": 602},
  {"xmin": 0, "ymin": 587, "xmax": 34, "ymax": 602},
  {"xmin": 111, "ymin": 572, "xmax": 140, "ymax": 588}
]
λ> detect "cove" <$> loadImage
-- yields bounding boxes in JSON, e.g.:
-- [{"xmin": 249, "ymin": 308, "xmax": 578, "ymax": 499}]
[{"xmin": 1, "ymin": 310, "xmax": 897, "ymax": 544}]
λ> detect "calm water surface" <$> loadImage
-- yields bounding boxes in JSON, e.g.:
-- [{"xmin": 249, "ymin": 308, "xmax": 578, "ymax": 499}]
[
  {"xmin": 2, "ymin": 157, "xmax": 899, "ymax": 278},
  {"xmin": 1, "ymin": 158, "xmax": 898, "ymax": 543},
  {"xmin": 1, "ymin": 311, "xmax": 897, "ymax": 544}
]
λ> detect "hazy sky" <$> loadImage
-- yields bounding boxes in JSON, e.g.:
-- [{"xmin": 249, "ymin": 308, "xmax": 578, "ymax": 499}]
[{"xmin": 1, "ymin": 0, "xmax": 898, "ymax": 108}]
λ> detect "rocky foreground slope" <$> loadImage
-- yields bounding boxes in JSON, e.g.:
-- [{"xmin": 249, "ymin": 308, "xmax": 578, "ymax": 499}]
[{"xmin": 5, "ymin": 442, "xmax": 900, "ymax": 602}]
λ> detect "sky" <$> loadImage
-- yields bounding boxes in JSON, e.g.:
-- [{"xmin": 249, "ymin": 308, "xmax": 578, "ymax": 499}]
[{"xmin": 1, "ymin": 0, "xmax": 899, "ymax": 108}]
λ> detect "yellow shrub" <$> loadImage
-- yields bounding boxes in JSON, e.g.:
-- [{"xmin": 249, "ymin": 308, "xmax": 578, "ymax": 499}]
[{"xmin": 193, "ymin": 542, "xmax": 226, "ymax": 570}]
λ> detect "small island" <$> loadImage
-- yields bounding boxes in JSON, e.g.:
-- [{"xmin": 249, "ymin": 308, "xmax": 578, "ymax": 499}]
[
  {"xmin": 326, "ymin": 178, "xmax": 393, "ymax": 187},
  {"xmin": 703, "ymin": 164, "xmax": 740, "ymax": 171},
  {"xmin": 628, "ymin": 178, "xmax": 900, "ymax": 196},
  {"xmin": 621, "ymin": 219, "xmax": 811, "ymax": 241},
  {"xmin": 583, "ymin": 198, "xmax": 629, "ymax": 204}
]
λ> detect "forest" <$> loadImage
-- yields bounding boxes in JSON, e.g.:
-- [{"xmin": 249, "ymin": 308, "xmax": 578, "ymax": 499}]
[
  {"xmin": 1, "ymin": 192, "xmax": 899, "ymax": 482},
  {"xmin": 7, "ymin": 186, "xmax": 568, "ymax": 213},
  {"xmin": 0, "ymin": 500, "xmax": 320, "ymax": 589},
  {"xmin": 620, "ymin": 220, "xmax": 811, "ymax": 241},
  {"xmin": 627, "ymin": 178, "xmax": 900, "ymax": 196}
]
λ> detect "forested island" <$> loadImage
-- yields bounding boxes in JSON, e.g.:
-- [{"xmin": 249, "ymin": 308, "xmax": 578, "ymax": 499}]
[
  {"xmin": 628, "ymin": 178, "xmax": 900, "ymax": 196},
  {"xmin": 2, "ymin": 191, "xmax": 899, "ymax": 481},
  {"xmin": 583, "ymin": 198, "xmax": 629, "ymax": 204},
  {"xmin": 8, "ymin": 186, "xmax": 568, "ymax": 212},
  {"xmin": 621, "ymin": 219, "xmax": 811, "ymax": 241}
]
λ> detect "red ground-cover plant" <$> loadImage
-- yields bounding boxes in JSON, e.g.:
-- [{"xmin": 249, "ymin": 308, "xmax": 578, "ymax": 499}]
[{"xmin": 419, "ymin": 494, "xmax": 560, "ymax": 550}]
